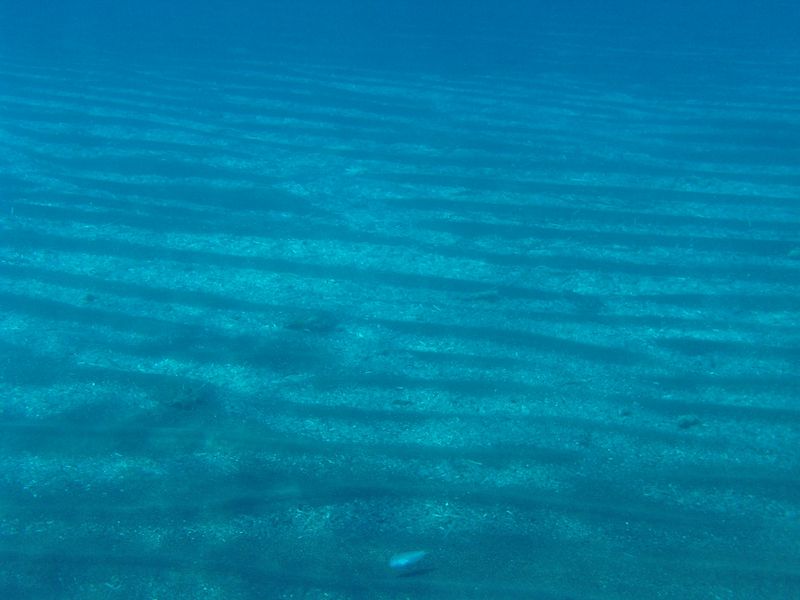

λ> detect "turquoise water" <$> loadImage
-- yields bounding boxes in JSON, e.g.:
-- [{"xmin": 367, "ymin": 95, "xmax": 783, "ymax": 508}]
[{"xmin": 1, "ymin": 2, "xmax": 799, "ymax": 598}]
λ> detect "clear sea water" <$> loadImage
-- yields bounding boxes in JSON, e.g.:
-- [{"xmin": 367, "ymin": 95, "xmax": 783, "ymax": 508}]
[{"xmin": 1, "ymin": 1, "xmax": 799, "ymax": 598}]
